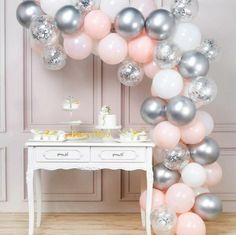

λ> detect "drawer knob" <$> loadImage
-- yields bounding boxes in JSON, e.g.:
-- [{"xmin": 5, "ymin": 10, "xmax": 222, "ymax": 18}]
[
  {"xmin": 57, "ymin": 152, "xmax": 69, "ymax": 157},
  {"xmin": 112, "ymin": 152, "xmax": 124, "ymax": 158}
]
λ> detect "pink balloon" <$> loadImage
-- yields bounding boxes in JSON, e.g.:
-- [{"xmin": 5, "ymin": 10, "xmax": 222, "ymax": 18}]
[
  {"xmin": 84, "ymin": 10, "xmax": 111, "ymax": 40},
  {"xmin": 130, "ymin": 0, "xmax": 156, "ymax": 18},
  {"xmin": 181, "ymin": 121, "xmax": 206, "ymax": 145},
  {"xmin": 176, "ymin": 212, "xmax": 206, "ymax": 235},
  {"xmin": 165, "ymin": 183, "xmax": 195, "ymax": 213},
  {"xmin": 64, "ymin": 32, "xmax": 93, "ymax": 60},
  {"xmin": 152, "ymin": 121, "xmax": 181, "ymax": 149},
  {"xmin": 180, "ymin": 79, "xmax": 191, "ymax": 97},
  {"xmin": 205, "ymin": 162, "xmax": 223, "ymax": 187},
  {"xmin": 128, "ymin": 34, "xmax": 154, "ymax": 64},
  {"xmin": 143, "ymin": 61, "xmax": 160, "ymax": 79},
  {"xmin": 98, "ymin": 33, "xmax": 128, "ymax": 65},
  {"xmin": 139, "ymin": 189, "xmax": 165, "ymax": 210}
]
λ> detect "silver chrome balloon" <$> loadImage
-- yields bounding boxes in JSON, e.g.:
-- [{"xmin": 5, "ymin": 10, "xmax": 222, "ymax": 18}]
[
  {"xmin": 161, "ymin": 143, "xmax": 191, "ymax": 171},
  {"xmin": 151, "ymin": 205, "xmax": 177, "ymax": 234},
  {"xmin": 188, "ymin": 77, "xmax": 218, "ymax": 106},
  {"xmin": 178, "ymin": 51, "xmax": 210, "ymax": 79},
  {"xmin": 114, "ymin": 7, "xmax": 145, "ymax": 39},
  {"xmin": 153, "ymin": 163, "xmax": 181, "ymax": 191},
  {"xmin": 42, "ymin": 44, "xmax": 67, "ymax": 70},
  {"xmin": 189, "ymin": 137, "xmax": 220, "ymax": 165},
  {"xmin": 16, "ymin": 0, "xmax": 43, "ymax": 28},
  {"xmin": 55, "ymin": 5, "xmax": 83, "ymax": 35},
  {"xmin": 75, "ymin": 0, "xmax": 96, "ymax": 14},
  {"xmin": 118, "ymin": 60, "xmax": 144, "ymax": 87},
  {"xmin": 30, "ymin": 15, "xmax": 59, "ymax": 45},
  {"xmin": 171, "ymin": 0, "xmax": 199, "ymax": 22},
  {"xmin": 154, "ymin": 41, "xmax": 182, "ymax": 69},
  {"xmin": 193, "ymin": 193, "xmax": 223, "ymax": 221},
  {"xmin": 145, "ymin": 9, "xmax": 176, "ymax": 41},
  {"xmin": 140, "ymin": 97, "xmax": 167, "ymax": 126},
  {"xmin": 166, "ymin": 96, "xmax": 196, "ymax": 126},
  {"xmin": 199, "ymin": 39, "xmax": 221, "ymax": 62}
]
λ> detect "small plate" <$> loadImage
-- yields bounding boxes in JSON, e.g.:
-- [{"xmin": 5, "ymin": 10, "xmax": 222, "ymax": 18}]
[{"xmin": 114, "ymin": 138, "xmax": 150, "ymax": 143}]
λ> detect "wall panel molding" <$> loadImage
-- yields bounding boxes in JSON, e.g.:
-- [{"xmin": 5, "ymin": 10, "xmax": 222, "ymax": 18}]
[
  {"xmin": 0, "ymin": 0, "xmax": 6, "ymax": 133},
  {"xmin": 0, "ymin": 147, "xmax": 7, "ymax": 202},
  {"xmin": 22, "ymin": 32, "xmax": 103, "ymax": 131}
]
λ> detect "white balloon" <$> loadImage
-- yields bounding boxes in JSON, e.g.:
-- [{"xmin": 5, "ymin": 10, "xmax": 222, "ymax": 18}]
[
  {"xmin": 41, "ymin": 0, "xmax": 74, "ymax": 17},
  {"xmin": 181, "ymin": 163, "xmax": 207, "ymax": 188},
  {"xmin": 100, "ymin": 0, "xmax": 130, "ymax": 22},
  {"xmin": 193, "ymin": 187, "xmax": 210, "ymax": 197},
  {"xmin": 197, "ymin": 111, "xmax": 214, "ymax": 135},
  {"xmin": 152, "ymin": 69, "xmax": 183, "ymax": 100},
  {"xmin": 130, "ymin": 0, "xmax": 156, "ymax": 18},
  {"xmin": 172, "ymin": 23, "xmax": 202, "ymax": 52}
]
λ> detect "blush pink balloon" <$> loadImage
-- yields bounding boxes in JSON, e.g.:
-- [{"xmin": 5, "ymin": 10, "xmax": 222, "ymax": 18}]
[
  {"xmin": 128, "ymin": 34, "xmax": 154, "ymax": 64},
  {"xmin": 143, "ymin": 61, "xmax": 160, "ymax": 79},
  {"xmin": 152, "ymin": 121, "xmax": 181, "ymax": 149},
  {"xmin": 84, "ymin": 10, "xmax": 111, "ymax": 40},
  {"xmin": 139, "ymin": 189, "xmax": 165, "ymax": 210},
  {"xmin": 180, "ymin": 79, "xmax": 191, "ymax": 97},
  {"xmin": 64, "ymin": 32, "xmax": 93, "ymax": 60},
  {"xmin": 181, "ymin": 121, "xmax": 206, "ymax": 145},
  {"xmin": 31, "ymin": 39, "xmax": 43, "ymax": 54},
  {"xmin": 165, "ymin": 183, "xmax": 195, "ymax": 213},
  {"xmin": 205, "ymin": 162, "xmax": 223, "ymax": 187},
  {"xmin": 176, "ymin": 212, "xmax": 206, "ymax": 235},
  {"xmin": 130, "ymin": 0, "xmax": 156, "ymax": 18},
  {"xmin": 98, "ymin": 33, "xmax": 128, "ymax": 65}
]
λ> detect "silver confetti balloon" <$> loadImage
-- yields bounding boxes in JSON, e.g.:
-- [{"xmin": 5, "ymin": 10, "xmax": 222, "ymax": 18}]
[
  {"xmin": 55, "ymin": 5, "xmax": 83, "ymax": 35},
  {"xmin": 145, "ymin": 9, "xmax": 176, "ymax": 41},
  {"xmin": 188, "ymin": 77, "xmax": 218, "ymax": 106},
  {"xmin": 153, "ymin": 163, "xmax": 181, "ymax": 191},
  {"xmin": 161, "ymin": 143, "xmax": 191, "ymax": 171},
  {"xmin": 75, "ymin": 0, "xmax": 96, "ymax": 14},
  {"xmin": 151, "ymin": 205, "xmax": 177, "ymax": 235},
  {"xmin": 154, "ymin": 41, "xmax": 182, "ymax": 69},
  {"xmin": 42, "ymin": 44, "xmax": 67, "ymax": 70},
  {"xmin": 166, "ymin": 96, "xmax": 196, "ymax": 126},
  {"xmin": 171, "ymin": 0, "xmax": 199, "ymax": 22},
  {"xmin": 178, "ymin": 51, "xmax": 210, "ymax": 79},
  {"xmin": 140, "ymin": 97, "xmax": 167, "ymax": 126},
  {"xmin": 16, "ymin": 0, "xmax": 43, "ymax": 28},
  {"xmin": 193, "ymin": 193, "xmax": 223, "ymax": 221},
  {"xmin": 114, "ymin": 7, "xmax": 145, "ymax": 39},
  {"xmin": 118, "ymin": 60, "xmax": 144, "ymax": 87},
  {"xmin": 199, "ymin": 39, "xmax": 221, "ymax": 62},
  {"xmin": 30, "ymin": 15, "xmax": 59, "ymax": 45},
  {"xmin": 189, "ymin": 137, "xmax": 220, "ymax": 165}
]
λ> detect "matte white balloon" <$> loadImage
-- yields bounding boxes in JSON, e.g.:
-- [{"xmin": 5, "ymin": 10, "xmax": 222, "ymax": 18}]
[
  {"xmin": 197, "ymin": 111, "xmax": 214, "ymax": 135},
  {"xmin": 152, "ymin": 69, "xmax": 183, "ymax": 100},
  {"xmin": 181, "ymin": 163, "xmax": 207, "ymax": 188},
  {"xmin": 100, "ymin": 0, "xmax": 130, "ymax": 22},
  {"xmin": 173, "ymin": 23, "xmax": 201, "ymax": 52},
  {"xmin": 41, "ymin": 0, "xmax": 74, "ymax": 17}
]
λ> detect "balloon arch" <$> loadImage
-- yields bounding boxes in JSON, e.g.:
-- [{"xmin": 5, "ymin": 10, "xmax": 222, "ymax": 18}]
[{"xmin": 17, "ymin": 0, "xmax": 222, "ymax": 234}]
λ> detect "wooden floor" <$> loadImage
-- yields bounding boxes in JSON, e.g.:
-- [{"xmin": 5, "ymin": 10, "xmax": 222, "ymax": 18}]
[{"xmin": 0, "ymin": 213, "xmax": 235, "ymax": 235}]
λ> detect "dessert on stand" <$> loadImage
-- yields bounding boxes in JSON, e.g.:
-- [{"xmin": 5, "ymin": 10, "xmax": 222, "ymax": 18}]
[{"xmin": 96, "ymin": 106, "xmax": 121, "ymax": 140}]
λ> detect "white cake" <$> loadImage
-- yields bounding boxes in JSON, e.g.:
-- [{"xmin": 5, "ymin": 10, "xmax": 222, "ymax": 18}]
[{"xmin": 98, "ymin": 106, "xmax": 117, "ymax": 128}]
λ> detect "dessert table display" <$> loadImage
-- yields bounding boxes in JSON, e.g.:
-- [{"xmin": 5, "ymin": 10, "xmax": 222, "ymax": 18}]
[{"xmin": 17, "ymin": 0, "xmax": 224, "ymax": 235}]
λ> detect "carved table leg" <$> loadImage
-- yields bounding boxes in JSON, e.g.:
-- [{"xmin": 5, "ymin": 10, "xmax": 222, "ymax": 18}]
[
  {"xmin": 27, "ymin": 170, "xmax": 35, "ymax": 235},
  {"xmin": 35, "ymin": 169, "xmax": 42, "ymax": 227},
  {"xmin": 146, "ymin": 149, "xmax": 154, "ymax": 235}
]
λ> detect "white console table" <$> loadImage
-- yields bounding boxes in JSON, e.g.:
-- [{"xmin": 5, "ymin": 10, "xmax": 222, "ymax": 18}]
[{"xmin": 26, "ymin": 140, "xmax": 154, "ymax": 235}]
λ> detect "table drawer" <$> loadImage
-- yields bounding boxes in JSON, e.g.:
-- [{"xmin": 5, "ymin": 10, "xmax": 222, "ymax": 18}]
[
  {"xmin": 91, "ymin": 147, "xmax": 146, "ymax": 163},
  {"xmin": 36, "ymin": 147, "xmax": 90, "ymax": 162}
]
